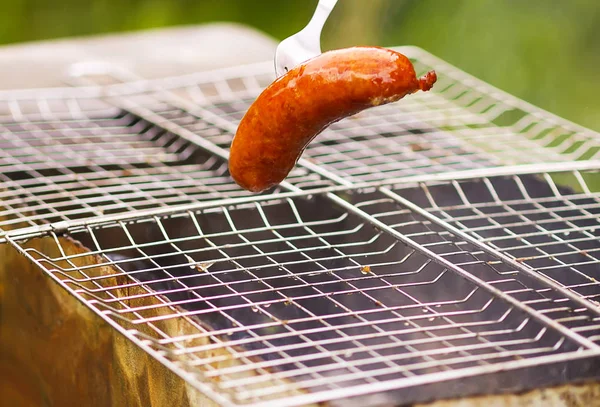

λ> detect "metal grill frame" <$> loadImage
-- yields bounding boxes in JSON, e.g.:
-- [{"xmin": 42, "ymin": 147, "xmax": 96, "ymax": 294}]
[{"xmin": 2, "ymin": 46, "xmax": 600, "ymax": 406}]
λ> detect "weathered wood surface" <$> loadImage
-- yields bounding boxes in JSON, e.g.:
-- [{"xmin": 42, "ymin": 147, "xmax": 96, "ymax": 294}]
[
  {"xmin": 416, "ymin": 382, "xmax": 600, "ymax": 407},
  {"xmin": 0, "ymin": 234, "xmax": 214, "ymax": 406}
]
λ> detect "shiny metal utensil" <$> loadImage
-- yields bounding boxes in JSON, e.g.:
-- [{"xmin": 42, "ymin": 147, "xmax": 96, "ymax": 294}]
[{"xmin": 274, "ymin": 0, "xmax": 338, "ymax": 78}]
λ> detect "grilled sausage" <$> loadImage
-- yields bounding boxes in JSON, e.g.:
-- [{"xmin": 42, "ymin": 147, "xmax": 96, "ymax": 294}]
[{"xmin": 229, "ymin": 46, "xmax": 437, "ymax": 192}]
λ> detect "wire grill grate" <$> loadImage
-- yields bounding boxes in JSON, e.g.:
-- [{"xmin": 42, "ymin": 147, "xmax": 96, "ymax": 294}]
[
  {"xmin": 2, "ymin": 46, "xmax": 600, "ymax": 406},
  {"xmin": 0, "ymin": 108, "xmax": 255, "ymax": 232},
  {"xmin": 7, "ymin": 196, "xmax": 586, "ymax": 404},
  {"xmin": 389, "ymin": 171, "xmax": 600, "ymax": 305}
]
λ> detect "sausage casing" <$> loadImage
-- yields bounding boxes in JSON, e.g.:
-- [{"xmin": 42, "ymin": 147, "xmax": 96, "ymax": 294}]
[{"xmin": 229, "ymin": 46, "xmax": 437, "ymax": 192}]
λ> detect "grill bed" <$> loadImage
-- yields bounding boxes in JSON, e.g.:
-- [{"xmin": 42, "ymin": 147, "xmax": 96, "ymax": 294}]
[{"xmin": 1, "ymin": 46, "xmax": 600, "ymax": 407}]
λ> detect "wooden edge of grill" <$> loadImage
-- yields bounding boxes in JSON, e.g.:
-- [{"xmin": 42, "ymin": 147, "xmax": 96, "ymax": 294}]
[{"xmin": 0, "ymin": 213, "xmax": 313, "ymax": 406}]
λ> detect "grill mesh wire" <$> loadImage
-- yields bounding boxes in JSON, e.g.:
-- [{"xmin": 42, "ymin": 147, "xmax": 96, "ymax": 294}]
[{"xmin": 2, "ymin": 46, "xmax": 600, "ymax": 406}]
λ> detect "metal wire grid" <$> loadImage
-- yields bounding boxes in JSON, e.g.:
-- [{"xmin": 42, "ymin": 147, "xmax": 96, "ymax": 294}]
[
  {"xmin": 98, "ymin": 46, "xmax": 600, "ymax": 173},
  {"xmin": 1, "ymin": 46, "xmax": 600, "ymax": 406},
  {"xmin": 5, "ymin": 167, "xmax": 600, "ymax": 406},
  {"xmin": 2, "ymin": 46, "xmax": 599, "ymax": 237},
  {"xmin": 394, "ymin": 174, "xmax": 600, "ymax": 332},
  {"xmin": 81, "ymin": 50, "xmax": 600, "ymax": 186},
  {"xmin": 4, "ymin": 185, "xmax": 598, "ymax": 406},
  {"xmin": 355, "ymin": 171, "xmax": 600, "ymax": 343},
  {"xmin": 0, "ymin": 102, "xmax": 262, "ymax": 234}
]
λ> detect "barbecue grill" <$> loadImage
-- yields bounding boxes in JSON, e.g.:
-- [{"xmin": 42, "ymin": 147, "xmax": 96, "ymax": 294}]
[{"xmin": 1, "ymin": 44, "xmax": 600, "ymax": 406}]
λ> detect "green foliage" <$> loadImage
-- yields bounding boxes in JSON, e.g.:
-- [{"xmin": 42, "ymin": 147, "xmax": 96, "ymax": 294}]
[
  {"xmin": 0, "ymin": 0, "xmax": 597, "ymax": 131},
  {"xmin": 384, "ymin": 0, "xmax": 600, "ymax": 132}
]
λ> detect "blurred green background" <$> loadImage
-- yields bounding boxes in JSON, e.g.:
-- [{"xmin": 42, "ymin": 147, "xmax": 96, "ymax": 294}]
[{"xmin": 1, "ymin": 0, "xmax": 598, "ymax": 131}]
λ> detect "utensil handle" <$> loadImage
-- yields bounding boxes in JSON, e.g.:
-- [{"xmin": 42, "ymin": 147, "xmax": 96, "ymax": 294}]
[{"xmin": 304, "ymin": 0, "xmax": 338, "ymax": 39}]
